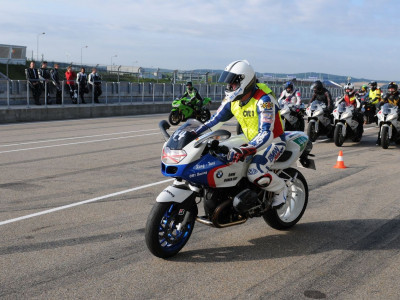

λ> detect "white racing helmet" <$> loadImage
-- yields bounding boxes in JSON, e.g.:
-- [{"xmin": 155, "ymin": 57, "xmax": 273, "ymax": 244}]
[
  {"xmin": 218, "ymin": 60, "xmax": 256, "ymax": 102},
  {"xmin": 344, "ymin": 82, "xmax": 355, "ymax": 95}
]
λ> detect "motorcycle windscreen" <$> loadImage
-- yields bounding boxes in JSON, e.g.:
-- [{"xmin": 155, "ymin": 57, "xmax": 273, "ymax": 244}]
[{"xmin": 165, "ymin": 119, "xmax": 211, "ymax": 150}]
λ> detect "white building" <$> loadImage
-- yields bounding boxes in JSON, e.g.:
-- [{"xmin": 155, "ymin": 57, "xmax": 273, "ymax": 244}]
[{"xmin": 0, "ymin": 44, "xmax": 26, "ymax": 65}]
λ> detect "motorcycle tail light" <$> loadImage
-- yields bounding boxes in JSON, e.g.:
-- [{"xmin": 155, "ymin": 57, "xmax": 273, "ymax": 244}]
[{"xmin": 161, "ymin": 147, "xmax": 187, "ymax": 164}]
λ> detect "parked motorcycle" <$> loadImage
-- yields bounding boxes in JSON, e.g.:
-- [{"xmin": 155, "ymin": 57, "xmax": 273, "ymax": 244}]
[
  {"xmin": 305, "ymin": 101, "xmax": 333, "ymax": 142},
  {"xmin": 377, "ymin": 103, "xmax": 400, "ymax": 149},
  {"xmin": 332, "ymin": 101, "xmax": 363, "ymax": 146},
  {"xmin": 145, "ymin": 119, "xmax": 316, "ymax": 258},
  {"xmin": 279, "ymin": 102, "xmax": 305, "ymax": 131},
  {"xmin": 168, "ymin": 97, "xmax": 212, "ymax": 126}
]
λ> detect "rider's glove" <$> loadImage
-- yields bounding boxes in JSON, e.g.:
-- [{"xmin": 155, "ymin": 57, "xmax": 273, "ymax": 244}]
[{"xmin": 227, "ymin": 144, "xmax": 257, "ymax": 163}]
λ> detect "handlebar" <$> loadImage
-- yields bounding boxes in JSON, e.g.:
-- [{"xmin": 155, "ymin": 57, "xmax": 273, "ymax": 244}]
[{"xmin": 208, "ymin": 140, "xmax": 230, "ymax": 164}]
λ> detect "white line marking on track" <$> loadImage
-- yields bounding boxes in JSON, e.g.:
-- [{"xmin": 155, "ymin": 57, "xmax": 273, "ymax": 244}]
[
  {"xmin": 0, "ymin": 129, "xmax": 158, "ymax": 148},
  {"xmin": 0, "ymin": 178, "xmax": 174, "ymax": 226},
  {"xmin": 0, "ymin": 132, "xmax": 160, "ymax": 154},
  {"xmin": 312, "ymin": 127, "xmax": 374, "ymax": 144}
]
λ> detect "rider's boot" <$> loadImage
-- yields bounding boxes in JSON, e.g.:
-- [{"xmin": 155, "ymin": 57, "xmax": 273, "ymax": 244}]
[{"xmin": 272, "ymin": 185, "xmax": 288, "ymax": 208}]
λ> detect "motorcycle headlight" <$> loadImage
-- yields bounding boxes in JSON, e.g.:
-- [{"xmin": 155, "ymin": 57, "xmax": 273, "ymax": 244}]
[
  {"xmin": 172, "ymin": 104, "xmax": 180, "ymax": 108},
  {"xmin": 161, "ymin": 146, "xmax": 187, "ymax": 164}
]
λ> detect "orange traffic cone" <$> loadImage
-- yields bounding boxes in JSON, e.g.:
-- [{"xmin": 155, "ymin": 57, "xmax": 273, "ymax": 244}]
[{"xmin": 333, "ymin": 150, "xmax": 347, "ymax": 169}]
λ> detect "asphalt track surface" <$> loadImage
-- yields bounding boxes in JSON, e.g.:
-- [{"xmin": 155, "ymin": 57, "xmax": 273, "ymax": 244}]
[{"xmin": 0, "ymin": 114, "xmax": 399, "ymax": 299}]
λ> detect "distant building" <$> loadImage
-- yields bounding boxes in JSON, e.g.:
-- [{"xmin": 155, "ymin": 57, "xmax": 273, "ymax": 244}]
[
  {"xmin": 107, "ymin": 65, "xmax": 142, "ymax": 74},
  {"xmin": 0, "ymin": 44, "xmax": 26, "ymax": 65}
]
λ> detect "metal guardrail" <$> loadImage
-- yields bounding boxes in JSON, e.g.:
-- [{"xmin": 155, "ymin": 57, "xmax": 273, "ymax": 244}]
[{"xmin": 0, "ymin": 80, "xmax": 344, "ymax": 108}]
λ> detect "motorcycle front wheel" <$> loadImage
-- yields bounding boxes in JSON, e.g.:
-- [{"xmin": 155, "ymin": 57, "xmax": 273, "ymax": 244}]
[
  {"xmin": 168, "ymin": 111, "xmax": 181, "ymax": 126},
  {"xmin": 263, "ymin": 168, "xmax": 308, "ymax": 230},
  {"xmin": 334, "ymin": 124, "xmax": 345, "ymax": 147},
  {"xmin": 198, "ymin": 108, "xmax": 211, "ymax": 123},
  {"xmin": 236, "ymin": 122, "xmax": 243, "ymax": 135},
  {"xmin": 298, "ymin": 118, "xmax": 305, "ymax": 132},
  {"xmin": 145, "ymin": 202, "xmax": 196, "ymax": 258},
  {"xmin": 381, "ymin": 126, "xmax": 390, "ymax": 149},
  {"xmin": 306, "ymin": 122, "xmax": 318, "ymax": 142}
]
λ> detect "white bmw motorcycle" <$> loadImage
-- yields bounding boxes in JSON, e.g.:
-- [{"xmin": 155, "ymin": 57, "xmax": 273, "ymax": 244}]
[
  {"xmin": 145, "ymin": 119, "xmax": 316, "ymax": 258},
  {"xmin": 279, "ymin": 102, "xmax": 305, "ymax": 131},
  {"xmin": 377, "ymin": 103, "xmax": 400, "ymax": 149},
  {"xmin": 305, "ymin": 101, "xmax": 333, "ymax": 142},
  {"xmin": 332, "ymin": 101, "xmax": 363, "ymax": 147}
]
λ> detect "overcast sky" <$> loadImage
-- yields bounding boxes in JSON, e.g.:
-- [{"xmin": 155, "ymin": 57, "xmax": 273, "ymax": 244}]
[{"xmin": 2, "ymin": 0, "xmax": 399, "ymax": 80}]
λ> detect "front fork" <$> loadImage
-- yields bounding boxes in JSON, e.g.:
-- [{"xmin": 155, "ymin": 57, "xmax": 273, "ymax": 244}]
[{"xmin": 380, "ymin": 123, "xmax": 392, "ymax": 139}]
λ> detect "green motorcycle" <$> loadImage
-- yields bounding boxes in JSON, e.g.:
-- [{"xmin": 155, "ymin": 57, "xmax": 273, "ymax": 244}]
[{"xmin": 168, "ymin": 97, "xmax": 212, "ymax": 126}]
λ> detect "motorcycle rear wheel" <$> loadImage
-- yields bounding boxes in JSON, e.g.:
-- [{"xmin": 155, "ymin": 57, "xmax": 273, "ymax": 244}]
[
  {"xmin": 263, "ymin": 168, "xmax": 308, "ymax": 230},
  {"xmin": 168, "ymin": 111, "xmax": 181, "ymax": 126},
  {"xmin": 381, "ymin": 126, "xmax": 389, "ymax": 149},
  {"xmin": 334, "ymin": 125, "xmax": 345, "ymax": 147},
  {"xmin": 145, "ymin": 202, "xmax": 196, "ymax": 258}
]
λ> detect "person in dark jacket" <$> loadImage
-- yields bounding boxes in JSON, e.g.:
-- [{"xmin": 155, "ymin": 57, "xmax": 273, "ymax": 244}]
[
  {"xmin": 39, "ymin": 61, "xmax": 52, "ymax": 104},
  {"xmin": 309, "ymin": 80, "xmax": 333, "ymax": 111},
  {"xmin": 76, "ymin": 67, "xmax": 88, "ymax": 104},
  {"xmin": 88, "ymin": 68, "xmax": 102, "ymax": 103},
  {"xmin": 51, "ymin": 63, "xmax": 62, "ymax": 104},
  {"xmin": 25, "ymin": 61, "xmax": 42, "ymax": 105}
]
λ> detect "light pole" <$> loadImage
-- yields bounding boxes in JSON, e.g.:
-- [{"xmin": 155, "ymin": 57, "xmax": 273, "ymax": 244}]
[
  {"xmin": 111, "ymin": 55, "xmax": 117, "ymax": 72},
  {"xmin": 81, "ymin": 45, "xmax": 88, "ymax": 67},
  {"xmin": 36, "ymin": 32, "xmax": 45, "ymax": 62}
]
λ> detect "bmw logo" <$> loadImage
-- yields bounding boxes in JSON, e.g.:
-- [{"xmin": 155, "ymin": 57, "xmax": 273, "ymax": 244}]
[{"xmin": 216, "ymin": 171, "xmax": 223, "ymax": 178}]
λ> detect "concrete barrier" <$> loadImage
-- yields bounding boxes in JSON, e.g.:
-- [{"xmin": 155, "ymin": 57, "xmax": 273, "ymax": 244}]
[{"xmin": 0, "ymin": 102, "xmax": 222, "ymax": 124}]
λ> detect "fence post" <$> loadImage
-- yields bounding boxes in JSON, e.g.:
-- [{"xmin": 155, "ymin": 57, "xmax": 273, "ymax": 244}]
[
  {"xmin": 118, "ymin": 82, "xmax": 121, "ymax": 105},
  {"xmin": 152, "ymin": 83, "xmax": 155, "ymax": 103},
  {"xmin": 142, "ymin": 82, "xmax": 144, "ymax": 103},
  {"xmin": 7, "ymin": 80, "xmax": 10, "ymax": 108},
  {"xmin": 163, "ymin": 83, "xmax": 165, "ymax": 102},
  {"xmin": 61, "ymin": 80, "xmax": 65, "ymax": 107},
  {"xmin": 105, "ymin": 82, "xmax": 108, "ymax": 104},
  {"xmin": 91, "ymin": 82, "xmax": 94, "ymax": 105},
  {"xmin": 44, "ymin": 82, "xmax": 48, "ymax": 107},
  {"xmin": 130, "ymin": 82, "xmax": 133, "ymax": 104},
  {"xmin": 26, "ymin": 81, "xmax": 30, "ymax": 107}
]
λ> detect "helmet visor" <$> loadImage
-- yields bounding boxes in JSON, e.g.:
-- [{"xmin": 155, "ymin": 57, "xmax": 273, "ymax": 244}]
[{"xmin": 218, "ymin": 71, "xmax": 242, "ymax": 92}]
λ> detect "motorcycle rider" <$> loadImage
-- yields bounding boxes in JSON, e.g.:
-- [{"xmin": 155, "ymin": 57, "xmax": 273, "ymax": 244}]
[
  {"xmin": 338, "ymin": 82, "xmax": 361, "ymax": 109},
  {"xmin": 182, "ymin": 81, "xmax": 203, "ymax": 112},
  {"xmin": 195, "ymin": 60, "xmax": 287, "ymax": 208},
  {"xmin": 336, "ymin": 82, "xmax": 364, "ymax": 133},
  {"xmin": 382, "ymin": 82, "xmax": 400, "ymax": 110},
  {"xmin": 309, "ymin": 80, "xmax": 333, "ymax": 111},
  {"xmin": 376, "ymin": 81, "xmax": 400, "ymax": 145},
  {"xmin": 278, "ymin": 81, "xmax": 302, "ymax": 107},
  {"xmin": 356, "ymin": 84, "xmax": 369, "ymax": 101},
  {"xmin": 368, "ymin": 81, "xmax": 382, "ymax": 106}
]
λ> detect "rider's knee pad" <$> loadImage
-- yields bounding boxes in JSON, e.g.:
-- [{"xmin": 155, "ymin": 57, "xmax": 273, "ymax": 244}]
[{"xmin": 253, "ymin": 174, "xmax": 272, "ymax": 188}]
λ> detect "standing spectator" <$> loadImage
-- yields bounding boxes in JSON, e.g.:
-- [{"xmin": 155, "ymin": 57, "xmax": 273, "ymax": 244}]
[
  {"xmin": 38, "ymin": 61, "xmax": 52, "ymax": 104},
  {"xmin": 51, "ymin": 63, "xmax": 62, "ymax": 104},
  {"xmin": 65, "ymin": 66, "xmax": 78, "ymax": 104},
  {"xmin": 25, "ymin": 61, "xmax": 42, "ymax": 105},
  {"xmin": 88, "ymin": 67, "xmax": 102, "ymax": 103},
  {"xmin": 76, "ymin": 67, "xmax": 88, "ymax": 104}
]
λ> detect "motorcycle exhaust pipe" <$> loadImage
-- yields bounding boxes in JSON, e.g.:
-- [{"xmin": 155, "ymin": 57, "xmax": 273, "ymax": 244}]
[{"xmin": 195, "ymin": 199, "xmax": 248, "ymax": 228}]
